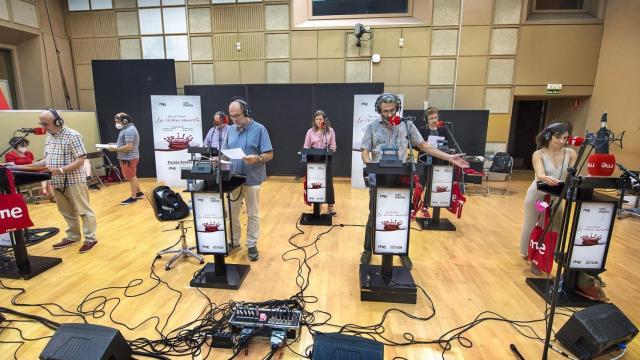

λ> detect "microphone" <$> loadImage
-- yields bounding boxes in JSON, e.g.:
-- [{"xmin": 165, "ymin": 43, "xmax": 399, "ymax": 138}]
[
  {"xmin": 567, "ymin": 136, "xmax": 584, "ymax": 146},
  {"xmin": 389, "ymin": 115, "xmax": 401, "ymax": 126},
  {"xmin": 587, "ymin": 112, "xmax": 615, "ymax": 176},
  {"xmin": 19, "ymin": 127, "xmax": 46, "ymax": 135},
  {"xmin": 436, "ymin": 120, "xmax": 445, "ymax": 128}
]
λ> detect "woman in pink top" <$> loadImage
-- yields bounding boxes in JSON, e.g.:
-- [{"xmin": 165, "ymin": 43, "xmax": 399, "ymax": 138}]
[{"xmin": 303, "ymin": 110, "xmax": 337, "ymax": 215}]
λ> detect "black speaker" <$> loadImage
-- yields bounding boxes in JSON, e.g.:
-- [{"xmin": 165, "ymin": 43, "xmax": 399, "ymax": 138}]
[
  {"xmin": 311, "ymin": 332, "xmax": 383, "ymax": 360},
  {"xmin": 40, "ymin": 323, "xmax": 132, "ymax": 360},
  {"xmin": 557, "ymin": 303, "xmax": 638, "ymax": 360}
]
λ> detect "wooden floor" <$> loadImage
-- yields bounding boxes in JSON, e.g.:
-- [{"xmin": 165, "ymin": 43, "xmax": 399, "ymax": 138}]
[{"xmin": 1, "ymin": 176, "xmax": 638, "ymax": 359}]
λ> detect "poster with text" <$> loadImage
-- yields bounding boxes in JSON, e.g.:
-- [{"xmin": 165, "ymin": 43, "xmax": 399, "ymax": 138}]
[
  {"xmin": 374, "ymin": 187, "xmax": 410, "ymax": 254},
  {"xmin": 569, "ymin": 202, "xmax": 614, "ymax": 270},
  {"xmin": 151, "ymin": 95, "xmax": 202, "ymax": 187},
  {"xmin": 429, "ymin": 165, "xmax": 453, "ymax": 207},
  {"xmin": 351, "ymin": 94, "xmax": 404, "ymax": 188},
  {"xmin": 193, "ymin": 192, "xmax": 227, "ymax": 255},
  {"xmin": 306, "ymin": 162, "xmax": 326, "ymax": 203},
  {"xmin": 0, "ymin": 232, "xmax": 12, "ymax": 247}
]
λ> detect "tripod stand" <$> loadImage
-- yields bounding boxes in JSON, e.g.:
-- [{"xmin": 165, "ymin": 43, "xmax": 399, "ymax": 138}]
[{"xmin": 156, "ymin": 220, "xmax": 204, "ymax": 271}]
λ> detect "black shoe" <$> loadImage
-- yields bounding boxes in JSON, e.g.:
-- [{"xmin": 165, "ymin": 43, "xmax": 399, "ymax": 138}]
[
  {"xmin": 135, "ymin": 192, "xmax": 145, "ymax": 199},
  {"xmin": 248, "ymin": 246, "xmax": 259, "ymax": 261},
  {"xmin": 400, "ymin": 255, "xmax": 413, "ymax": 270},
  {"xmin": 360, "ymin": 250, "xmax": 372, "ymax": 265},
  {"xmin": 120, "ymin": 197, "xmax": 137, "ymax": 205}
]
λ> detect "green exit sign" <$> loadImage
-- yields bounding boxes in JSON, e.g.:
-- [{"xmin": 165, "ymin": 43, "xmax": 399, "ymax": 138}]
[{"xmin": 546, "ymin": 89, "xmax": 560, "ymax": 95}]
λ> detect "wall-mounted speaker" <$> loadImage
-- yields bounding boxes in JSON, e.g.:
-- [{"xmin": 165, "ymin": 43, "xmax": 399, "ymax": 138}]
[
  {"xmin": 40, "ymin": 323, "xmax": 132, "ymax": 360},
  {"xmin": 557, "ymin": 303, "xmax": 638, "ymax": 360}
]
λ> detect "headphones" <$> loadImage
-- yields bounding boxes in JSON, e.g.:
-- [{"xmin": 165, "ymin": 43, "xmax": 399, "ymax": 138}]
[
  {"xmin": 48, "ymin": 108, "xmax": 64, "ymax": 127},
  {"xmin": 116, "ymin": 113, "xmax": 132, "ymax": 124},
  {"xmin": 230, "ymin": 97, "xmax": 252, "ymax": 117},
  {"xmin": 215, "ymin": 111, "xmax": 228, "ymax": 125},
  {"xmin": 374, "ymin": 93, "xmax": 402, "ymax": 114},
  {"xmin": 542, "ymin": 122, "xmax": 564, "ymax": 142}
]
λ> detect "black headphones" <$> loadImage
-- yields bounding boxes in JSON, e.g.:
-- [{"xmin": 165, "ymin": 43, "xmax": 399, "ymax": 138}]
[
  {"xmin": 48, "ymin": 108, "xmax": 64, "ymax": 127},
  {"xmin": 542, "ymin": 122, "xmax": 563, "ymax": 142},
  {"xmin": 230, "ymin": 97, "xmax": 252, "ymax": 117},
  {"xmin": 374, "ymin": 93, "xmax": 402, "ymax": 114},
  {"xmin": 116, "ymin": 113, "xmax": 132, "ymax": 124}
]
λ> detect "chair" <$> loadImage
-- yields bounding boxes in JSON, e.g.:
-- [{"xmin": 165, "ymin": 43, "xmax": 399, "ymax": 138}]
[
  {"xmin": 145, "ymin": 187, "xmax": 204, "ymax": 271},
  {"xmin": 486, "ymin": 152, "xmax": 513, "ymax": 195},
  {"xmin": 86, "ymin": 150, "xmax": 123, "ymax": 185},
  {"xmin": 462, "ymin": 156, "xmax": 488, "ymax": 196}
]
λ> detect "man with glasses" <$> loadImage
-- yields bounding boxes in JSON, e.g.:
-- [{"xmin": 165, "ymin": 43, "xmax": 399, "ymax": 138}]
[
  {"xmin": 359, "ymin": 93, "xmax": 468, "ymax": 269},
  {"xmin": 32, "ymin": 109, "xmax": 98, "ymax": 253},
  {"xmin": 222, "ymin": 99, "xmax": 273, "ymax": 262}
]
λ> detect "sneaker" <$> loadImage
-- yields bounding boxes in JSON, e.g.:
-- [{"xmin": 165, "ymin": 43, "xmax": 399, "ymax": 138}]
[
  {"xmin": 88, "ymin": 183, "xmax": 101, "ymax": 190},
  {"xmin": 360, "ymin": 250, "xmax": 372, "ymax": 265},
  {"xmin": 79, "ymin": 241, "xmax": 97, "ymax": 253},
  {"xmin": 120, "ymin": 197, "xmax": 137, "ymax": 205},
  {"xmin": 400, "ymin": 255, "xmax": 413, "ymax": 270},
  {"xmin": 248, "ymin": 246, "xmax": 259, "ymax": 261},
  {"xmin": 135, "ymin": 192, "xmax": 145, "ymax": 199},
  {"xmin": 52, "ymin": 238, "xmax": 78, "ymax": 250}
]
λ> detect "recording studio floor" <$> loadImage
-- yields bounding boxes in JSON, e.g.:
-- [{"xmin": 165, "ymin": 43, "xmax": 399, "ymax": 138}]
[{"xmin": 1, "ymin": 176, "xmax": 638, "ymax": 359}]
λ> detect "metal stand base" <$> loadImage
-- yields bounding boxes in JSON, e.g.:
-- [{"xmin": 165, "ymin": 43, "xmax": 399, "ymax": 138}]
[
  {"xmin": 157, "ymin": 221, "xmax": 204, "ymax": 270},
  {"xmin": 359, "ymin": 264, "xmax": 417, "ymax": 304},
  {"xmin": 300, "ymin": 213, "xmax": 332, "ymax": 226},
  {"xmin": 419, "ymin": 218, "xmax": 456, "ymax": 231},
  {"xmin": 526, "ymin": 278, "xmax": 601, "ymax": 308},
  {"xmin": 0, "ymin": 256, "xmax": 62, "ymax": 280},
  {"xmin": 190, "ymin": 262, "xmax": 250, "ymax": 290}
]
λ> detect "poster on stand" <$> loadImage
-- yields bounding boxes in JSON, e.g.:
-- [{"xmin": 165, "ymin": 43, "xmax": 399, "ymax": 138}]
[
  {"xmin": 306, "ymin": 163, "xmax": 326, "ymax": 203},
  {"xmin": 429, "ymin": 165, "xmax": 453, "ymax": 207},
  {"xmin": 569, "ymin": 202, "xmax": 615, "ymax": 270},
  {"xmin": 373, "ymin": 187, "xmax": 410, "ymax": 255},
  {"xmin": 192, "ymin": 192, "xmax": 227, "ymax": 255},
  {"xmin": 351, "ymin": 94, "xmax": 404, "ymax": 189},
  {"xmin": 151, "ymin": 95, "xmax": 202, "ymax": 187}
]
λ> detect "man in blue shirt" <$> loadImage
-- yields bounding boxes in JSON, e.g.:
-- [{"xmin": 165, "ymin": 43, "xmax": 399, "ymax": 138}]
[{"xmin": 223, "ymin": 99, "xmax": 273, "ymax": 261}]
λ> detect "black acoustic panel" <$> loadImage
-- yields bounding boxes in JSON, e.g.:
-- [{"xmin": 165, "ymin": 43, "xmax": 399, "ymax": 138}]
[
  {"xmin": 92, "ymin": 60, "xmax": 177, "ymax": 178},
  {"xmin": 247, "ymin": 84, "xmax": 313, "ymax": 176},
  {"xmin": 40, "ymin": 323, "xmax": 132, "ymax": 360},
  {"xmin": 405, "ymin": 109, "xmax": 489, "ymax": 156},
  {"xmin": 557, "ymin": 303, "xmax": 638, "ymax": 360},
  {"xmin": 314, "ymin": 83, "xmax": 384, "ymax": 176},
  {"xmin": 184, "ymin": 84, "xmax": 247, "ymax": 139}
]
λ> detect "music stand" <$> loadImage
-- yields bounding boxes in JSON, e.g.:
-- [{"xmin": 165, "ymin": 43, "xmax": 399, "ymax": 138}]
[
  {"xmin": 300, "ymin": 148, "xmax": 333, "ymax": 226},
  {"xmin": 0, "ymin": 168, "xmax": 62, "ymax": 280}
]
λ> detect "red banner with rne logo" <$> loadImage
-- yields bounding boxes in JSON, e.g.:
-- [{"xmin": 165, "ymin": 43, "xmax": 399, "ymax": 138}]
[{"xmin": 0, "ymin": 167, "xmax": 33, "ymax": 233}]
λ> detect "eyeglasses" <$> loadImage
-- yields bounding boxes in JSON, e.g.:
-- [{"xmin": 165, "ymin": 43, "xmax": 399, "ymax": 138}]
[
  {"xmin": 229, "ymin": 113, "xmax": 243, "ymax": 119},
  {"xmin": 380, "ymin": 109, "xmax": 396, "ymax": 116}
]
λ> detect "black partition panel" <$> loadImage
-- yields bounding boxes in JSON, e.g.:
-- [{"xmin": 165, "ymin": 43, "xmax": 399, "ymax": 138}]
[
  {"xmin": 185, "ymin": 83, "xmax": 384, "ymax": 176},
  {"xmin": 405, "ymin": 109, "xmax": 489, "ymax": 156},
  {"xmin": 184, "ymin": 84, "xmax": 246, "ymax": 136},
  {"xmin": 314, "ymin": 83, "xmax": 384, "ymax": 176},
  {"xmin": 93, "ymin": 60, "xmax": 177, "ymax": 177}
]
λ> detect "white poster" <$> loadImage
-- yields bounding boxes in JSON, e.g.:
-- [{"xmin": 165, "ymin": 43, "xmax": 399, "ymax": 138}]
[
  {"xmin": 351, "ymin": 94, "xmax": 404, "ymax": 189},
  {"xmin": 306, "ymin": 163, "xmax": 327, "ymax": 203},
  {"xmin": 374, "ymin": 188, "xmax": 410, "ymax": 254},
  {"xmin": 151, "ymin": 95, "xmax": 202, "ymax": 187},
  {"xmin": 569, "ymin": 202, "xmax": 614, "ymax": 270},
  {"xmin": 429, "ymin": 165, "xmax": 453, "ymax": 207},
  {"xmin": 193, "ymin": 192, "xmax": 227, "ymax": 255},
  {"xmin": 0, "ymin": 232, "xmax": 12, "ymax": 247}
]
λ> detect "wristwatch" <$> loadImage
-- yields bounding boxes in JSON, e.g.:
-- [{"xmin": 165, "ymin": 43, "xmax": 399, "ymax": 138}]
[
  {"xmin": 258, "ymin": 155, "xmax": 264, "ymax": 163},
  {"xmin": 59, "ymin": 167, "xmax": 64, "ymax": 175}
]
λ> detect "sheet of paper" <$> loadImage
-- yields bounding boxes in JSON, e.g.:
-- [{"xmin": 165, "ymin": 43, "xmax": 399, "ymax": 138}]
[
  {"xmin": 96, "ymin": 144, "xmax": 116, "ymax": 149},
  {"xmin": 222, "ymin": 148, "xmax": 247, "ymax": 160},
  {"xmin": 427, "ymin": 135, "xmax": 445, "ymax": 147}
]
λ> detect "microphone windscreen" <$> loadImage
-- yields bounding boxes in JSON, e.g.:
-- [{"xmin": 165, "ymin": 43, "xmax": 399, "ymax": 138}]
[
  {"xmin": 587, "ymin": 153, "xmax": 616, "ymax": 176},
  {"xmin": 389, "ymin": 115, "xmax": 401, "ymax": 126},
  {"xmin": 567, "ymin": 136, "xmax": 584, "ymax": 146},
  {"xmin": 34, "ymin": 127, "xmax": 47, "ymax": 135}
]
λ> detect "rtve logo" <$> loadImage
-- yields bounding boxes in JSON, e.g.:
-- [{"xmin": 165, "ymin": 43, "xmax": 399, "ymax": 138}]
[{"xmin": 0, "ymin": 207, "xmax": 24, "ymax": 220}]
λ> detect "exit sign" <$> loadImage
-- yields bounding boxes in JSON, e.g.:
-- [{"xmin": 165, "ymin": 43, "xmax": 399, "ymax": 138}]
[{"xmin": 546, "ymin": 83, "xmax": 562, "ymax": 95}]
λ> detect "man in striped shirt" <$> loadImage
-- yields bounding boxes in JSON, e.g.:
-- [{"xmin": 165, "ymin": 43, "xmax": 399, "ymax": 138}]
[{"xmin": 32, "ymin": 109, "xmax": 98, "ymax": 253}]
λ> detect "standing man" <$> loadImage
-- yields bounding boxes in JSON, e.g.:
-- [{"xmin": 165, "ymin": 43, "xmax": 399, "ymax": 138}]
[
  {"xmin": 106, "ymin": 112, "xmax": 143, "ymax": 205},
  {"xmin": 360, "ymin": 94, "xmax": 468, "ymax": 269},
  {"xmin": 203, "ymin": 111, "xmax": 230, "ymax": 150},
  {"xmin": 33, "ymin": 109, "xmax": 98, "ymax": 253},
  {"xmin": 224, "ymin": 98, "xmax": 273, "ymax": 261}
]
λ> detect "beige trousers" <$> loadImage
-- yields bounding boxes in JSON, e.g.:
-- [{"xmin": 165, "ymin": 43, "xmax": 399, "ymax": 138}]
[
  {"xmin": 229, "ymin": 184, "xmax": 260, "ymax": 248},
  {"xmin": 54, "ymin": 183, "xmax": 97, "ymax": 242}
]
